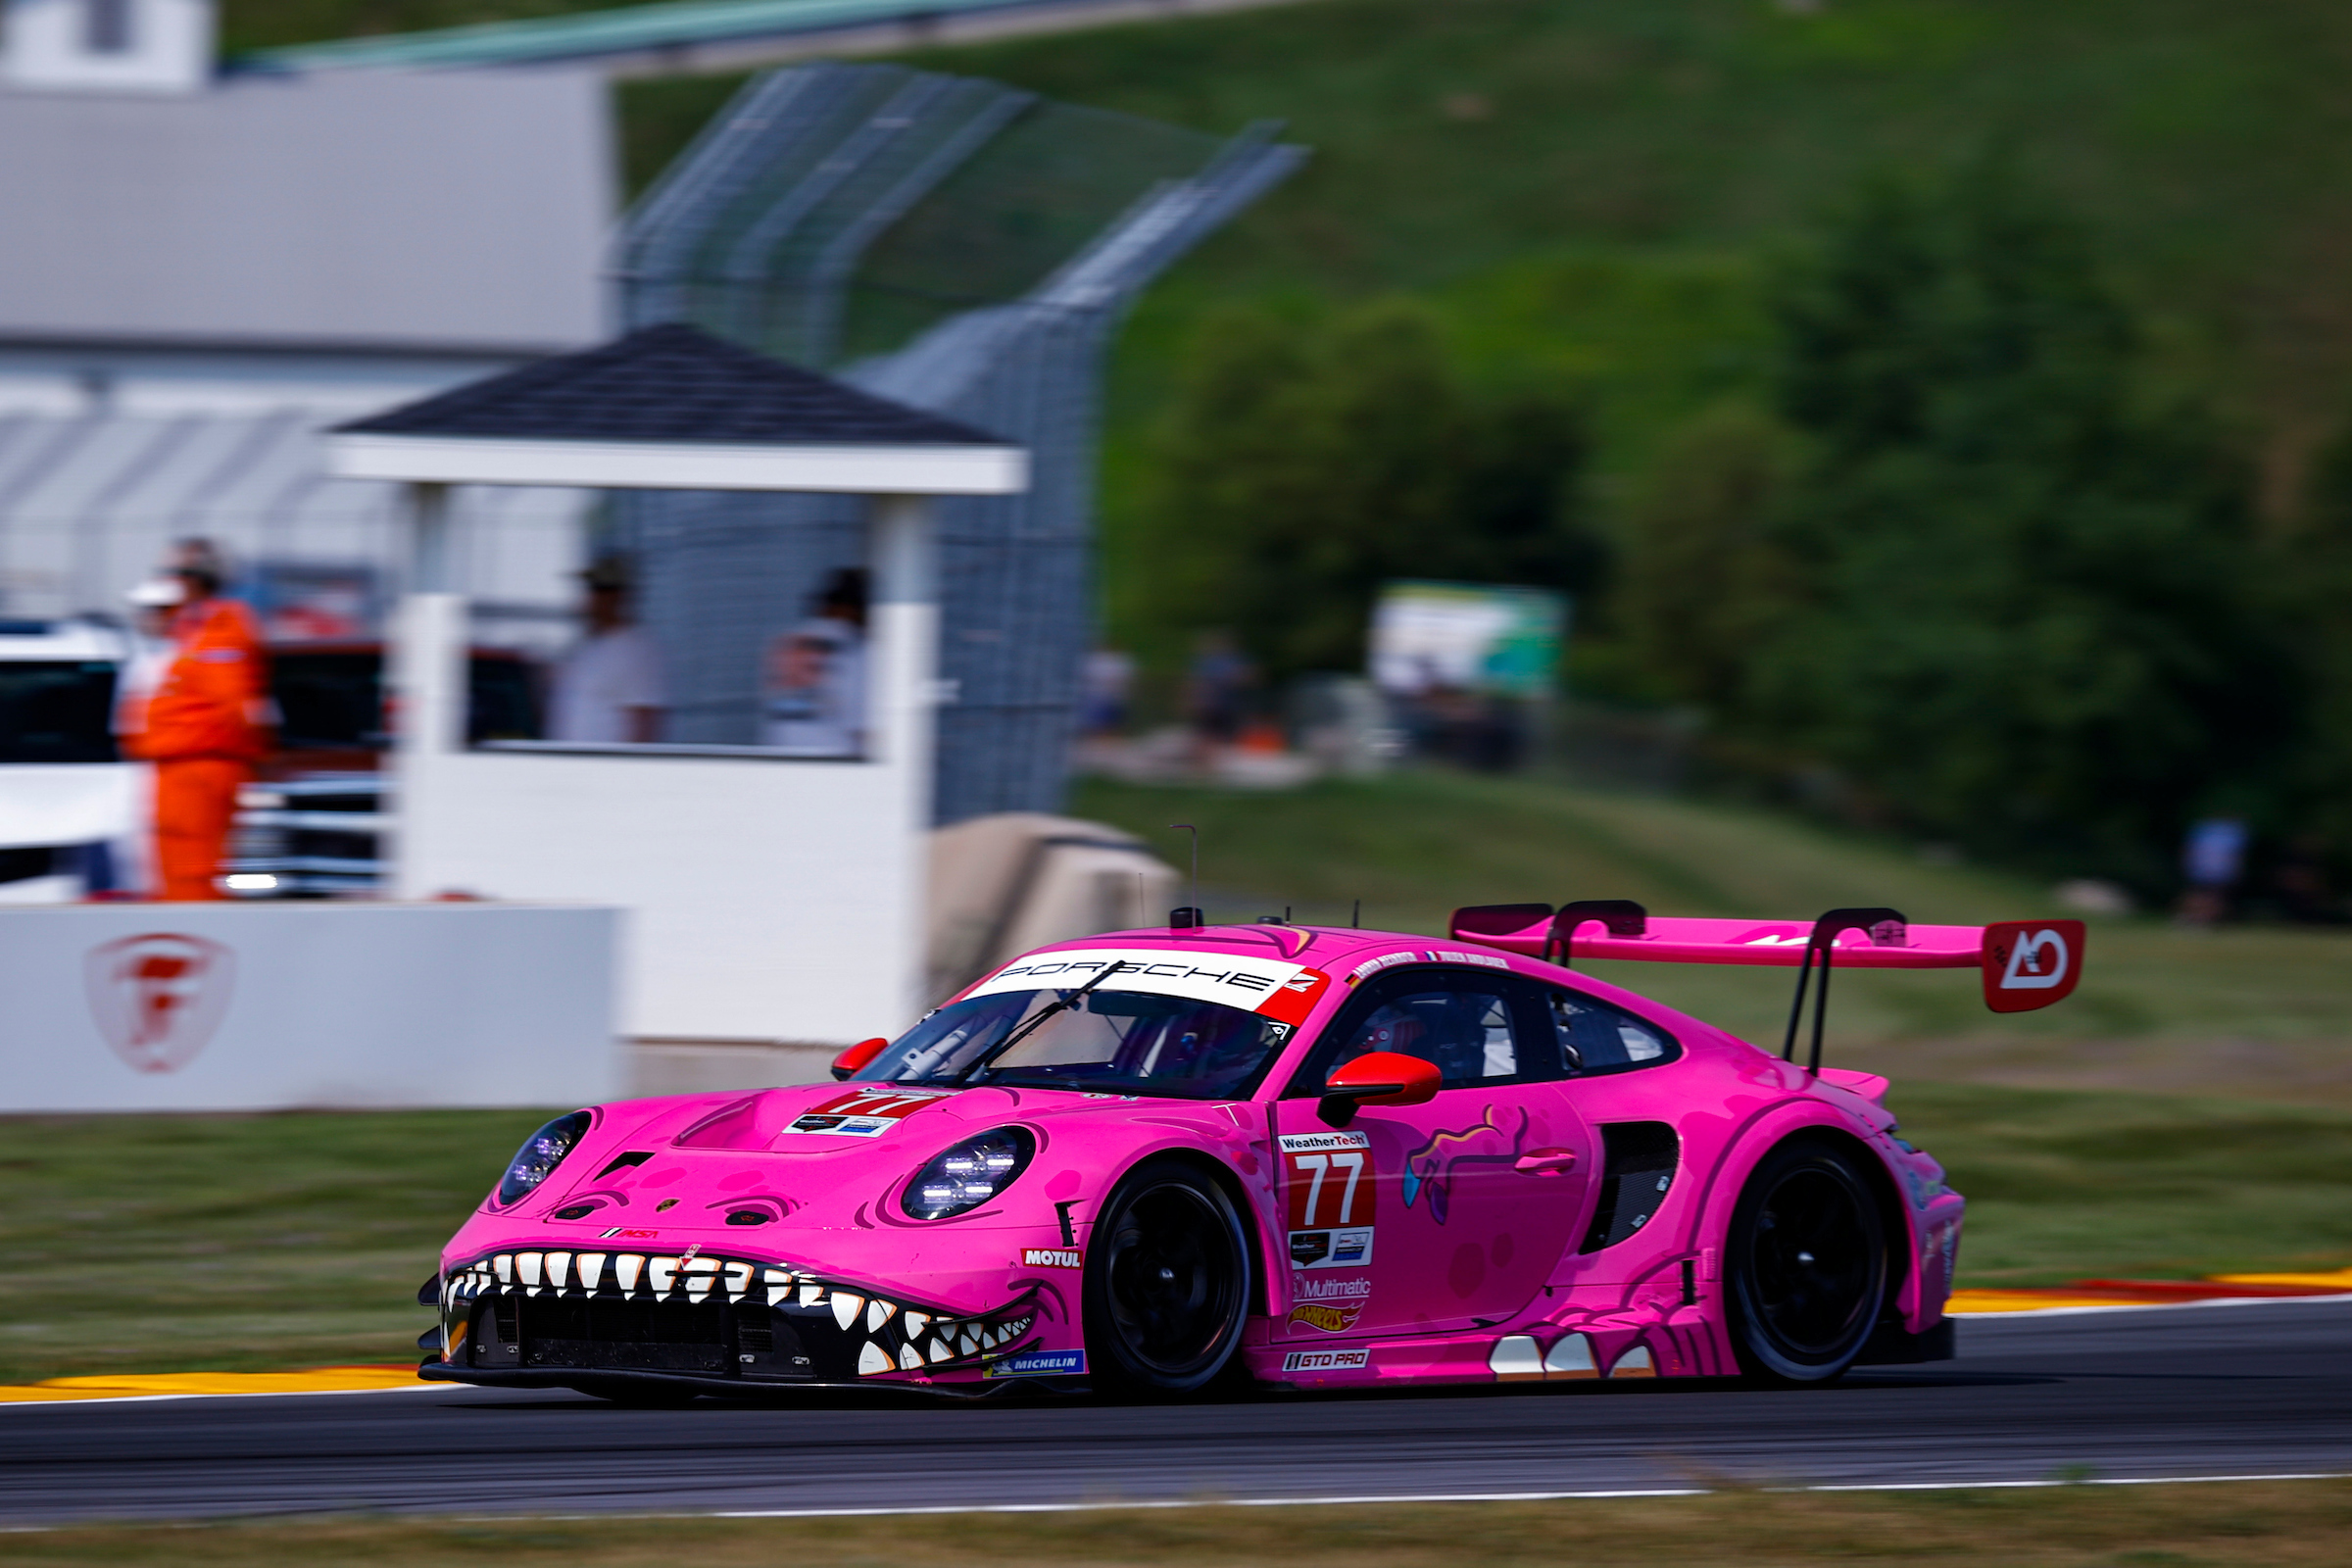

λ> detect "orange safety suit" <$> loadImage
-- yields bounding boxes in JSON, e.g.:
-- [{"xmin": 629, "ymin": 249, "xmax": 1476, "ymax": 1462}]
[{"xmin": 122, "ymin": 599, "xmax": 271, "ymax": 901}]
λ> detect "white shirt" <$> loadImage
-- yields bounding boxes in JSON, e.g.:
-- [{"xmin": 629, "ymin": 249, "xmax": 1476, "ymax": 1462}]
[
  {"xmin": 760, "ymin": 618, "xmax": 866, "ymax": 757},
  {"xmin": 549, "ymin": 626, "xmax": 665, "ymax": 745}
]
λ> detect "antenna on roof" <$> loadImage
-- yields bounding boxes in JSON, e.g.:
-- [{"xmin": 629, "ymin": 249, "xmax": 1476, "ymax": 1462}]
[{"xmin": 1351, "ymin": 899, "xmax": 1361, "ymax": 928}]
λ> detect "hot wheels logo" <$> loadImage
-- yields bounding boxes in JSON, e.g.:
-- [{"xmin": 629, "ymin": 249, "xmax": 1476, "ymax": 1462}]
[{"xmin": 1287, "ymin": 1300, "xmax": 1363, "ymax": 1334}]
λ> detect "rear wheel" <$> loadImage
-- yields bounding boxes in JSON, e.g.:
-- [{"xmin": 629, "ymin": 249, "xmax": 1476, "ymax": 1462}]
[
  {"xmin": 1083, "ymin": 1158, "xmax": 1251, "ymax": 1396},
  {"xmin": 1726, "ymin": 1138, "xmax": 1886, "ymax": 1385}
]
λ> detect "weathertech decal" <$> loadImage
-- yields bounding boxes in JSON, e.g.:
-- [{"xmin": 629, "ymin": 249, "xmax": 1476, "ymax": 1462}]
[
  {"xmin": 1283, "ymin": 1348, "xmax": 1369, "ymax": 1373},
  {"xmin": 1981, "ymin": 920, "xmax": 2084, "ymax": 1013},
  {"xmin": 971, "ymin": 947, "xmax": 1331, "ymax": 1027},
  {"xmin": 1020, "ymin": 1247, "xmax": 1082, "ymax": 1269},
  {"xmin": 778, "ymin": 1087, "xmax": 956, "ymax": 1138}
]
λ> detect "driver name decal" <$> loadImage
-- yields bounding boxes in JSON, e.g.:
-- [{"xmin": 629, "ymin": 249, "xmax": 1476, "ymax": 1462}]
[{"xmin": 780, "ymin": 1087, "xmax": 956, "ymax": 1138}]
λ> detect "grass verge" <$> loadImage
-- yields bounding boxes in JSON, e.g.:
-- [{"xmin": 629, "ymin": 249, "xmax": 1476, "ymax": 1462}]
[
  {"xmin": 1069, "ymin": 771, "xmax": 2352, "ymax": 1083},
  {"xmin": 0, "ymin": 1108, "xmax": 552, "ymax": 1386},
  {"xmin": 5, "ymin": 1083, "xmax": 2349, "ymax": 1381},
  {"xmin": 8, "ymin": 1485, "xmax": 2352, "ymax": 1565}
]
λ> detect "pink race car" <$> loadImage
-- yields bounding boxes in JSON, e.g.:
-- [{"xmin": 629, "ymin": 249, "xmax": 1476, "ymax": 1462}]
[{"xmin": 419, "ymin": 901, "xmax": 2082, "ymax": 1401}]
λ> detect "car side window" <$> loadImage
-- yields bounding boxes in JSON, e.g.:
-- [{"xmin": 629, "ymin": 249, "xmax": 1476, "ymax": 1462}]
[
  {"xmin": 1544, "ymin": 988, "xmax": 1679, "ymax": 1076},
  {"xmin": 1291, "ymin": 969, "xmax": 1531, "ymax": 1094}
]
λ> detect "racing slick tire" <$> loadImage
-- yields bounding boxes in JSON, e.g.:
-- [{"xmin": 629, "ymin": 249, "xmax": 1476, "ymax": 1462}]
[
  {"xmin": 1725, "ymin": 1136, "xmax": 1887, "ymax": 1386},
  {"xmin": 1083, "ymin": 1157, "xmax": 1251, "ymax": 1397}
]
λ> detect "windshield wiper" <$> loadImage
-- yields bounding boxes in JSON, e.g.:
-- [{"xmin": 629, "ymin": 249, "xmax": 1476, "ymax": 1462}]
[{"xmin": 957, "ymin": 960, "xmax": 1131, "ymax": 1082}]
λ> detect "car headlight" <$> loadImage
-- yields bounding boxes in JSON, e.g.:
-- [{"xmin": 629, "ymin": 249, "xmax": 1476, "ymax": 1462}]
[
  {"xmin": 496, "ymin": 1110, "xmax": 592, "ymax": 1206},
  {"xmin": 903, "ymin": 1127, "xmax": 1036, "ymax": 1220}
]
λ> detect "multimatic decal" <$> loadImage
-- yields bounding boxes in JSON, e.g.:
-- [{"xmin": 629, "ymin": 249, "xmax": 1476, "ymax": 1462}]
[
  {"xmin": 1286, "ymin": 1271, "xmax": 1371, "ymax": 1333},
  {"xmin": 1281, "ymin": 1130, "xmax": 1376, "ymax": 1271}
]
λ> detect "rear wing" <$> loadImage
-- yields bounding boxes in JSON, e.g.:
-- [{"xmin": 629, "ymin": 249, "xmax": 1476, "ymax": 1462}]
[{"xmin": 1449, "ymin": 900, "xmax": 2083, "ymax": 1072}]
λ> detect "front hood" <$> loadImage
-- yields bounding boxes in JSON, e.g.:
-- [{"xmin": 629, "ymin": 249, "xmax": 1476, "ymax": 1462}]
[{"xmin": 448, "ymin": 1080, "xmax": 1255, "ymax": 1252}]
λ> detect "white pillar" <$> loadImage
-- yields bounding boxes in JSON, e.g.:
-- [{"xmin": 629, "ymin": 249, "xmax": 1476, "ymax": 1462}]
[
  {"xmin": 391, "ymin": 482, "xmax": 467, "ymax": 901},
  {"xmin": 869, "ymin": 492, "xmax": 938, "ymax": 1021}
]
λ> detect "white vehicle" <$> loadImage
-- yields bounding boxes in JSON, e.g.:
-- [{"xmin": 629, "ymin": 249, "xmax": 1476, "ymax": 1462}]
[{"xmin": 0, "ymin": 618, "xmax": 135, "ymax": 902}]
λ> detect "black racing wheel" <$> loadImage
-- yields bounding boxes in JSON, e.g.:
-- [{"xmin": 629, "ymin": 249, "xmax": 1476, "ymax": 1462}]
[
  {"xmin": 1083, "ymin": 1157, "xmax": 1251, "ymax": 1396},
  {"xmin": 1726, "ymin": 1138, "xmax": 1886, "ymax": 1385}
]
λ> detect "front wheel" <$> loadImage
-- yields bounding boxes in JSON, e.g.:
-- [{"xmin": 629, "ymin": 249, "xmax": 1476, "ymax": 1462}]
[
  {"xmin": 1726, "ymin": 1138, "xmax": 1886, "ymax": 1386},
  {"xmin": 1083, "ymin": 1157, "xmax": 1251, "ymax": 1396}
]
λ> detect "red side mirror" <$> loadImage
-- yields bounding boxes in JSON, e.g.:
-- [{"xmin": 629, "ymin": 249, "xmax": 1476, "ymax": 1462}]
[
  {"xmin": 1319, "ymin": 1051, "xmax": 1441, "ymax": 1126},
  {"xmin": 830, "ymin": 1036, "xmax": 890, "ymax": 1081}
]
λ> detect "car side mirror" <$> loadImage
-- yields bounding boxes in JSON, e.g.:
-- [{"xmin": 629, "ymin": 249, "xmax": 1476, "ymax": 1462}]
[
  {"xmin": 1318, "ymin": 1051, "xmax": 1440, "ymax": 1128},
  {"xmin": 830, "ymin": 1036, "xmax": 889, "ymax": 1081}
]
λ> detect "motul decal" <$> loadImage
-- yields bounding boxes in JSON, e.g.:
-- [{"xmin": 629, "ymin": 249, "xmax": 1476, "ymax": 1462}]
[
  {"xmin": 1981, "ymin": 920, "xmax": 2084, "ymax": 1012},
  {"xmin": 1020, "ymin": 1247, "xmax": 1081, "ymax": 1269}
]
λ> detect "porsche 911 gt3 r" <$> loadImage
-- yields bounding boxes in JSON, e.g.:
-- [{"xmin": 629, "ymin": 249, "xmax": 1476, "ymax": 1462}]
[{"xmin": 418, "ymin": 901, "xmax": 2081, "ymax": 1399}]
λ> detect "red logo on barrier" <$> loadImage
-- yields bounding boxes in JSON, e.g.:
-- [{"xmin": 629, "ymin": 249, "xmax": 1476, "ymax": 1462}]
[
  {"xmin": 1980, "ymin": 920, "xmax": 2084, "ymax": 1013},
  {"xmin": 84, "ymin": 933, "xmax": 235, "ymax": 1073}
]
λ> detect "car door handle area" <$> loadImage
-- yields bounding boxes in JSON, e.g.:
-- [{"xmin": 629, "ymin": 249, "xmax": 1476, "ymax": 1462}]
[{"xmin": 1513, "ymin": 1149, "xmax": 1579, "ymax": 1174}]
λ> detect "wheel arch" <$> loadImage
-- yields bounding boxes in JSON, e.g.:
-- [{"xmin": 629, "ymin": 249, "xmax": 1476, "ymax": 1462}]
[
  {"xmin": 1098, "ymin": 1146, "xmax": 1271, "ymax": 1320},
  {"xmin": 1698, "ymin": 1108, "xmax": 1915, "ymax": 1321}
]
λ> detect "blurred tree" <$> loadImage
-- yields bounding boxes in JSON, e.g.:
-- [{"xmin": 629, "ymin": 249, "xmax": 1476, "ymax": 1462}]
[
  {"xmin": 1750, "ymin": 168, "xmax": 2287, "ymax": 882},
  {"xmin": 1146, "ymin": 300, "xmax": 1603, "ymax": 682},
  {"xmin": 1612, "ymin": 401, "xmax": 1799, "ymax": 712},
  {"xmin": 2286, "ymin": 427, "xmax": 2352, "ymax": 860}
]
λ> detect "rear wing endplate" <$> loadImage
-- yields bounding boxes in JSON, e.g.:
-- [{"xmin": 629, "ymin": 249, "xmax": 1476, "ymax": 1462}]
[{"xmin": 1449, "ymin": 901, "xmax": 2084, "ymax": 1072}]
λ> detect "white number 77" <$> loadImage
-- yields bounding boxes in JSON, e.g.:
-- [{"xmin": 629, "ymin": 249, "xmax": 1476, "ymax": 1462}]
[{"xmin": 1295, "ymin": 1152, "xmax": 1367, "ymax": 1226}]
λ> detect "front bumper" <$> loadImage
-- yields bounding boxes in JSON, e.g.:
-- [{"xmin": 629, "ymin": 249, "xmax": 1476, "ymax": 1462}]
[{"xmin": 429, "ymin": 1248, "xmax": 1052, "ymax": 1392}]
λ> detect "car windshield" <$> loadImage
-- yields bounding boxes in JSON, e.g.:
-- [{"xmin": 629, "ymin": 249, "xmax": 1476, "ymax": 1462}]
[{"xmin": 854, "ymin": 987, "xmax": 1291, "ymax": 1101}]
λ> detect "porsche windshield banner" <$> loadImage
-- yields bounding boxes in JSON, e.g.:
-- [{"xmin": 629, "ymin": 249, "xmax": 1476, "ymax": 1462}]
[{"xmin": 972, "ymin": 947, "xmax": 1332, "ymax": 1028}]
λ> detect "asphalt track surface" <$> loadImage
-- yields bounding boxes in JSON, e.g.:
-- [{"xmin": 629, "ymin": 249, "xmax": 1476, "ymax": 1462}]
[{"xmin": 3, "ymin": 1299, "xmax": 2348, "ymax": 1526}]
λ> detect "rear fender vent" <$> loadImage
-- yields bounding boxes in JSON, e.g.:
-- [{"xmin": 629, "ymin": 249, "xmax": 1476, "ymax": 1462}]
[{"xmin": 1579, "ymin": 1121, "xmax": 1681, "ymax": 1253}]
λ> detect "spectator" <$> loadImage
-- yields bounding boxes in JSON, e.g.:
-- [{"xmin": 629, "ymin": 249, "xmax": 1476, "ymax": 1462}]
[
  {"xmin": 2177, "ymin": 814, "xmax": 2249, "ymax": 926},
  {"xmin": 120, "ymin": 540, "xmax": 270, "ymax": 901},
  {"xmin": 1080, "ymin": 645, "xmax": 1136, "ymax": 736},
  {"xmin": 549, "ymin": 556, "xmax": 665, "ymax": 745},
  {"xmin": 1183, "ymin": 629, "xmax": 1251, "ymax": 763},
  {"xmin": 100, "ymin": 576, "xmax": 185, "ymax": 896},
  {"xmin": 761, "ymin": 567, "xmax": 868, "ymax": 757}
]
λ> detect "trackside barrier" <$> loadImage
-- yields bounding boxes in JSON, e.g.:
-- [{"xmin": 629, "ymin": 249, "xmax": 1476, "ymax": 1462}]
[{"xmin": 0, "ymin": 902, "xmax": 618, "ymax": 1111}]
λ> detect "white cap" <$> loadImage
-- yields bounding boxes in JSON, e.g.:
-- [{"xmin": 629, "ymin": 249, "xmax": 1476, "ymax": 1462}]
[{"xmin": 127, "ymin": 578, "xmax": 185, "ymax": 609}]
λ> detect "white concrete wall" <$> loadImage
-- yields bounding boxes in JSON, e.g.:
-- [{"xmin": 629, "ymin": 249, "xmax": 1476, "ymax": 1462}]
[
  {"xmin": 391, "ymin": 497, "xmax": 939, "ymax": 1048},
  {"xmin": 0, "ymin": 901, "xmax": 619, "ymax": 1111},
  {"xmin": 1, "ymin": 0, "xmax": 212, "ymax": 93}
]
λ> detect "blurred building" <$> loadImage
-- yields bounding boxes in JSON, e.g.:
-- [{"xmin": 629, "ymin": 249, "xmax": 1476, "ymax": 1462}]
[{"xmin": 0, "ymin": 0, "xmax": 612, "ymax": 622}]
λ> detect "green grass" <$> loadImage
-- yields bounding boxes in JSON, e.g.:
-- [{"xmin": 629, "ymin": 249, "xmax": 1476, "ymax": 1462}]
[
  {"xmin": 10, "ymin": 1484, "xmax": 2352, "ymax": 1565},
  {"xmin": 1070, "ymin": 770, "xmax": 2352, "ymax": 1058},
  {"xmin": 0, "ymin": 1109, "xmax": 552, "ymax": 1385}
]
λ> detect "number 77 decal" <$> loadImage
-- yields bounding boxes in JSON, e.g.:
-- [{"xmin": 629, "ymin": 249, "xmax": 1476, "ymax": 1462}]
[{"xmin": 1282, "ymin": 1131, "xmax": 1377, "ymax": 1229}]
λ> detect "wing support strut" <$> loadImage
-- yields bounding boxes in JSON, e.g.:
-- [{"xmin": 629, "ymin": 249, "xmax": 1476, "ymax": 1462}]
[{"xmin": 1781, "ymin": 907, "xmax": 1908, "ymax": 1074}]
